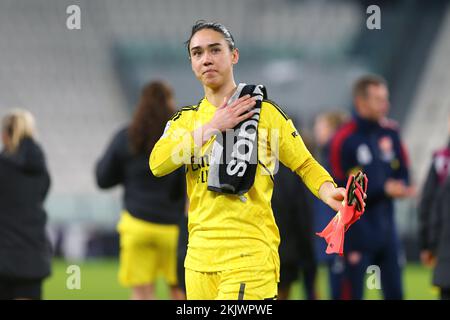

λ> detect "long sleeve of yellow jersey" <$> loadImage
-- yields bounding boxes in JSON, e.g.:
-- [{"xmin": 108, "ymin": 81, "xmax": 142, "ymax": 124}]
[
  {"xmin": 260, "ymin": 100, "xmax": 336, "ymax": 198},
  {"xmin": 150, "ymin": 107, "xmax": 199, "ymax": 177}
]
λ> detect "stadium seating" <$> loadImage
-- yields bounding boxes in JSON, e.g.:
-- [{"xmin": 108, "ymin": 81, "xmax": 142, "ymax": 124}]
[{"xmin": 404, "ymin": 4, "xmax": 450, "ymax": 188}]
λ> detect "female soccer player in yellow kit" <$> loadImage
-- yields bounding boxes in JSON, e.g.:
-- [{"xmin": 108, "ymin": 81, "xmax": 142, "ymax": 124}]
[{"xmin": 150, "ymin": 21, "xmax": 346, "ymax": 300}]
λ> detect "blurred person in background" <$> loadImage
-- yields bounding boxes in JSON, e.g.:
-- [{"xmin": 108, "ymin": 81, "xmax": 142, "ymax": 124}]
[
  {"xmin": 0, "ymin": 110, "xmax": 52, "ymax": 300},
  {"xmin": 329, "ymin": 75, "xmax": 415, "ymax": 299},
  {"xmin": 175, "ymin": 207, "xmax": 189, "ymax": 300},
  {"xmin": 312, "ymin": 111, "xmax": 349, "ymax": 299},
  {"xmin": 418, "ymin": 112, "xmax": 450, "ymax": 300},
  {"xmin": 96, "ymin": 81, "xmax": 185, "ymax": 300},
  {"xmin": 272, "ymin": 162, "xmax": 318, "ymax": 300},
  {"xmin": 313, "ymin": 112, "xmax": 349, "ymax": 166}
]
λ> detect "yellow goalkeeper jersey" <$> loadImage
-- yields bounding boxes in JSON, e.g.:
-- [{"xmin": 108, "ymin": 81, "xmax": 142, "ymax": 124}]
[{"xmin": 150, "ymin": 97, "xmax": 334, "ymax": 278}]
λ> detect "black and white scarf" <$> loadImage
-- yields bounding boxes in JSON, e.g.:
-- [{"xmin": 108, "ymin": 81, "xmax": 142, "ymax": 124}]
[{"xmin": 207, "ymin": 83, "xmax": 267, "ymax": 195}]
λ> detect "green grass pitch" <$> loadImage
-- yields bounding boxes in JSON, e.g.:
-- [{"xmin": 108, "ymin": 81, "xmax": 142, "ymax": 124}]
[{"xmin": 43, "ymin": 259, "xmax": 439, "ymax": 300}]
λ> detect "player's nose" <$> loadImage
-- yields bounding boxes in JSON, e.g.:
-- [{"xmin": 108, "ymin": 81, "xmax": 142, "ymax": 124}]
[{"xmin": 202, "ymin": 52, "xmax": 213, "ymax": 66}]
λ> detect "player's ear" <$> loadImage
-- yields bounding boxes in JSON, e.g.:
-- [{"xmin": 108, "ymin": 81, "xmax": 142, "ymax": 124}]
[
  {"xmin": 1, "ymin": 130, "xmax": 10, "ymax": 147},
  {"xmin": 231, "ymin": 48, "xmax": 239, "ymax": 65},
  {"xmin": 190, "ymin": 58, "xmax": 197, "ymax": 75},
  {"xmin": 354, "ymin": 95, "xmax": 364, "ymax": 111}
]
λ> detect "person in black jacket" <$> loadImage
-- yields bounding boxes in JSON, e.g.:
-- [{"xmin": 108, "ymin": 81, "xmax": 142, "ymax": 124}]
[
  {"xmin": 0, "ymin": 110, "xmax": 52, "ymax": 300},
  {"xmin": 96, "ymin": 81, "xmax": 185, "ymax": 300},
  {"xmin": 419, "ymin": 114, "xmax": 450, "ymax": 300},
  {"xmin": 175, "ymin": 208, "xmax": 189, "ymax": 299},
  {"xmin": 428, "ymin": 174, "xmax": 450, "ymax": 300},
  {"xmin": 272, "ymin": 163, "xmax": 318, "ymax": 300}
]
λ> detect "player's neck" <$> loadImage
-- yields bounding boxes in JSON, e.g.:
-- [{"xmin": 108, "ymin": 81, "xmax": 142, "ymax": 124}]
[{"xmin": 204, "ymin": 80, "xmax": 237, "ymax": 108}]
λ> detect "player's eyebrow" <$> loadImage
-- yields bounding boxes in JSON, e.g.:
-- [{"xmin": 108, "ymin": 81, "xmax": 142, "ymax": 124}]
[{"xmin": 190, "ymin": 42, "xmax": 222, "ymax": 53}]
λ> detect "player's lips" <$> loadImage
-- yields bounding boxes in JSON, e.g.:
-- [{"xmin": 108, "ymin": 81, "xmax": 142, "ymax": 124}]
[{"xmin": 203, "ymin": 69, "xmax": 217, "ymax": 75}]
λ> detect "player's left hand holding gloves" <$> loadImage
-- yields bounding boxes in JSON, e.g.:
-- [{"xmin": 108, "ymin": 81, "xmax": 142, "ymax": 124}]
[{"xmin": 316, "ymin": 171, "xmax": 368, "ymax": 256}]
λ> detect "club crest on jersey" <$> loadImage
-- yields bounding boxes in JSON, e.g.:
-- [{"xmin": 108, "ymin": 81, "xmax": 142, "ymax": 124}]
[
  {"xmin": 378, "ymin": 136, "xmax": 394, "ymax": 162},
  {"xmin": 357, "ymin": 144, "xmax": 372, "ymax": 165}
]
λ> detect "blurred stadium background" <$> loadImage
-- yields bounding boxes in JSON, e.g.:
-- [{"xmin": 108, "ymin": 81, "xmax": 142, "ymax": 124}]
[{"xmin": 0, "ymin": 0, "xmax": 449, "ymax": 299}]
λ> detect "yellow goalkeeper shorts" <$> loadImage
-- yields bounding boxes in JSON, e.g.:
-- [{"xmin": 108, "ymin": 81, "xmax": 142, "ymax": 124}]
[
  {"xmin": 117, "ymin": 211, "xmax": 179, "ymax": 287},
  {"xmin": 185, "ymin": 256, "xmax": 278, "ymax": 300}
]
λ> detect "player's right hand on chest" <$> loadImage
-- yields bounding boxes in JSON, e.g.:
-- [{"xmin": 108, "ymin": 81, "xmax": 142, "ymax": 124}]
[{"xmin": 209, "ymin": 95, "xmax": 257, "ymax": 132}]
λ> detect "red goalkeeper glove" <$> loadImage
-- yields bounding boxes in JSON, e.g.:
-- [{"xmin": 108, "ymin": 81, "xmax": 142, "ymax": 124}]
[
  {"xmin": 316, "ymin": 171, "xmax": 368, "ymax": 256},
  {"xmin": 345, "ymin": 171, "xmax": 368, "ymax": 230}
]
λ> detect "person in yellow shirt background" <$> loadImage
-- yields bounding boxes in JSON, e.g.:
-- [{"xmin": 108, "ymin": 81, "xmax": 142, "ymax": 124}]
[
  {"xmin": 150, "ymin": 21, "xmax": 354, "ymax": 300},
  {"xmin": 97, "ymin": 81, "xmax": 185, "ymax": 300}
]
